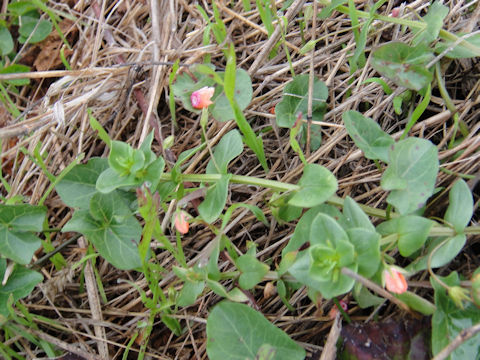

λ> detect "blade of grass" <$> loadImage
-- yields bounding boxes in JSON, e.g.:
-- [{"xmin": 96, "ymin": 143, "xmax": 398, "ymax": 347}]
[
  {"xmin": 225, "ymin": 45, "xmax": 268, "ymax": 171},
  {"xmin": 400, "ymin": 84, "xmax": 431, "ymax": 139},
  {"xmin": 168, "ymin": 59, "xmax": 180, "ymax": 127}
]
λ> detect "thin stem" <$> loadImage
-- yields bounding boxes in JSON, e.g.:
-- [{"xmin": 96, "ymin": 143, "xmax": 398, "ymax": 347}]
[
  {"xmin": 341, "ymin": 267, "xmax": 412, "ymax": 313},
  {"xmin": 158, "ymin": 172, "xmax": 480, "ymax": 236}
]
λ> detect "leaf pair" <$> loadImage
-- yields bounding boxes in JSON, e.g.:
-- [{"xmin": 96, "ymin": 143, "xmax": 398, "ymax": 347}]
[
  {"xmin": 344, "ymin": 110, "xmax": 439, "ymax": 215},
  {"xmin": 56, "ymin": 158, "xmax": 142, "ymax": 270}
]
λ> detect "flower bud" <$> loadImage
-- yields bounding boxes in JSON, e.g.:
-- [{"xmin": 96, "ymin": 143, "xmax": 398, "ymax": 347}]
[
  {"xmin": 174, "ymin": 211, "xmax": 190, "ymax": 234},
  {"xmin": 383, "ymin": 267, "xmax": 408, "ymax": 294},
  {"xmin": 448, "ymin": 286, "xmax": 470, "ymax": 309},
  {"xmin": 191, "ymin": 86, "xmax": 214, "ymax": 109}
]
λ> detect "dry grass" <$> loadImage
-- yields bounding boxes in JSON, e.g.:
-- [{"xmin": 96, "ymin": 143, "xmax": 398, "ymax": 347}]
[{"xmin": 1, "ymin": 0, "xmax": 479, "ymax": 359}]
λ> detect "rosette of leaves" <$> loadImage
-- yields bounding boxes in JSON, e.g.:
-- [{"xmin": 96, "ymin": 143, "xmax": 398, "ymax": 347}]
[
  {"xmin": 281, "ymin": 198, "xmax": 381, "ymax": 299},
  {"xmin": 96, "ymin": 132, "xmax": 165, "ymax": 193}
]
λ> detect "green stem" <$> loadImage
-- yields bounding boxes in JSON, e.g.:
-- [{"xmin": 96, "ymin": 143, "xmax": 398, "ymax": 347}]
[{"xmin": 159, "ymin": 172, "xmax": 480, "ymax": 235}]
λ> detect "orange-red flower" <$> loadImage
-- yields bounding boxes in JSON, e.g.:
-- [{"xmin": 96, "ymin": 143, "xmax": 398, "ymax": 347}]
[
  {"xmin": 191, "ymin": 86, "xmax": 214, "ymax": 109},
  {"xmin": 384, "ymin": 267, "xmax": 408, "ymax": 294},
  {"xmin": 174, "ymin": 211, "xmax": 189, "ymax": 234}
]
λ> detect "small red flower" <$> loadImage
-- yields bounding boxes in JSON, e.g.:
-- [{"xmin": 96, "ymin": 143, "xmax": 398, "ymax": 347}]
[
  {"xmin": 384, "ymin": 267, "xmax": 408, "ymax": 294},
  {"xmin": 174, "ymin": 211, "xmax": 189, "ymax": 234},
  {"xmin": 191, "ymin": 86, "xmax": 214, "ymax": 109}
]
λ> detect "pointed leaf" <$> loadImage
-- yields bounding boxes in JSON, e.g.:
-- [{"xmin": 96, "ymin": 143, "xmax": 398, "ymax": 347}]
[
  {"xmin": 198, "ymin": 175, "xmax": 231, "ymax": 223},
  {"xmin": 56, "ymin": 158, "xmax": 108, "ymax": 208},
  {"xmin": 343, "ymin": 110, "xmax": 394, "ymax": 163},
  {"xmin": 412, "ymin": 2, "xmax": 449, "ymax": 46},
  {"xmin": 377, "ymin": 215, "xmax": 434, "ymax": 257},
  {"xmin": 381, "ymin": 138, "xmax": 439, "ymax": 215},
  {"xmin": 343, "ymin": 196, "xmax": 375, "ymax": 231},
  {"xmin": 206, "ymin": 130, "xmax": 243, "ymax": 174},
  {"xmin": 207, "ymin": 301, "xmax": 305, "ymax": 360},
  {"xmin": 210, "ymin": 69, "xmax": 253, "ymax": 122},
  {"xmin": 0, "ymin": 205, "xmax": 46, "ymax": 264},
  {"xmin": 445, "ymin": 180, "xmax": 473, "ymax": 233},
  {"xmin": 371, "ymin": 42, "xmax": 434, "ymax": 91},
  {"xmin": 288, "ymin": 164, "xmax": 337, "ymax": 208},
  {"xmin": 63, "ymin": 192, "xmax": 142, "ymax": 270},
  {"xmin": 0, "ymin": 260, "xmax": 43, "ymax": 316},
  {"xmin": 237, "ymin": 254, "xmax": 269, "ymax": 290}
]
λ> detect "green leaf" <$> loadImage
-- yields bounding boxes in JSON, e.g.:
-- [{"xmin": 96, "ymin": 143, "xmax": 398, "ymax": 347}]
[
  {"xmin": 288, "ymin": 213, "xmax": 357, "ymax": 299},
  {"xmin": 56, "ymin": 158, "xmax": 108, "ymax": 209},
  {"xmin": 161, "ymin": 314, "xmax": 182, "ymax": 336},
  {"xmin": 177, "ymin": 279, "xmax": 205, "ymax": 307},
  {"xmin": 256, "ymin": 344, "xmax": 277, "ymax": 360},
  {"xmin": 361, "ymin": 77, "xmax": 393, "ymax": 95},
  {"xmin": 381, "ymin": 138, "xmax": 439, "ymax": 215},
  {"xmin": 142, "ymin": 156, "xmax": 165, "ymax": 190},
  {"xmin": 207, "ymin": 301, "xmax": 305, "ymax": 360},
  {"xmin": 237, "ymin": 254, "xmax": 269, "ymax": 290},
  {"xmin": 0, "ymin": 64, "xmax": 31, "ymax": 86},
  {"xmin": 347, "ymin": 228, "xmax": 380, "ymax": 278},
  {"xmin": 432, "ymin": 272, "xmax": 480, "ymax": 359},
  {"xmin": 435, "ymin": 33, "xmax": 480, "ymax": 58},
  {"xmin": 7, "ymin": 1, "xmax": 38, "ymax": 16},
  {"xmin": 229, "ymin": 97, "xmax": 268, "ymax": 172},
  {"xmin": 62, "ymin": 193, "xmax": 142, "ymax": 270},
  {"xmin": 412, "ymin": 1, "xmax": 449, "ymax": 46},
  {"xmin": 353, "ymin": 283, "xmax": 384, "ymax": 308},
  {"xmin": 282, "ymin": 206, "xmax": 326, "ymax": 254},
  {"xmin": 211, "ymin": 69, "xmax": 253, "ymax": 122},
  {"xmin": 371, "ymin": 42, "xmax": 434, "ymax": 91},
  {"xmin": 288, "ymin": 164, "xmax": 337, "ymax": 208},
  {"xmin": 406, "ymin": 234, "xmax": 467, "ymax": 274},
  {"xmin": 224, "ymin": 44, "xmax": 236, "ymax": 101},
  {"xmin": 318, "ymin": 0, "xmax": 348, "ymax": 19},
  {"xmin": 395, "ymin": 291, "xmax": 436, "ymax": 315},
  {"xmin": 377, "ymin": 215, "xmax": 434, "ymax": 257},
  {"xmin": 18, "ymin": 18, "xmax": 52, "ymax": 44},
  {"xmin": 0, "ymin": 205, "xmax": 46, "ymax": 264},
  {"xmin": 198, "ymin": 175, "xmax": 231, "ymax": 223},
  {"xmin": 96, "ymin": 168, "xmax": 138, "ymax": 193},
  {"xmin": 108, "ymin": 140, "xmax": 135, "ymax": 175},
  {"xmin": 275, "ymin": 74, "xmax": 328, "ymax": 128},
  {"xmin": 0, "ymin": 25, "xmax": 13, "ymax": 56},
  {"xmin": 343, "ymin": 196, "xmax": 375, "ymax": 231},
  {"xmin": 0, "ymin": 260, "xmax": 43, "ymax": 316},
  {"xmin": 445, "ymin": 180, "xmax": 473, "ymax": 233},
  {"xmin": 206, "ymin": 130, "xmax": 243, "ymax": 174},
  {"xmin": 343, "ymin": 110, "xmax": 394, "ymax": 163}
]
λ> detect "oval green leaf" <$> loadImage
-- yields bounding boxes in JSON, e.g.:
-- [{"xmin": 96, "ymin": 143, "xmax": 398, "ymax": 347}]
[
  {"xmin": 381, "ymin": 138, "xmax": 439, "ymax": 215},
  {"xmin": 275, "ymin": 74, "xmax": 328, "ymax": 128},
  {"xmin": 343, "ymin": 110, "xmax": 394, "ymax": 163},
  {"xmin": 288, "ymin": 164, "xmax": 337, "ymax": 208},
  {"xmin": 0, "ymin": 260, "xmax": 43, "ymax": 316},
  {"xmin": 371, "ymin": 42, "xmax": 434, "ymax": 91},
  {"xmin": 207, "ymin": 301, "xmax": 305, "ymax": 360},
  {"xmin": 444, "ymin": 179, "xmax": 473, "ymax": 233}
]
